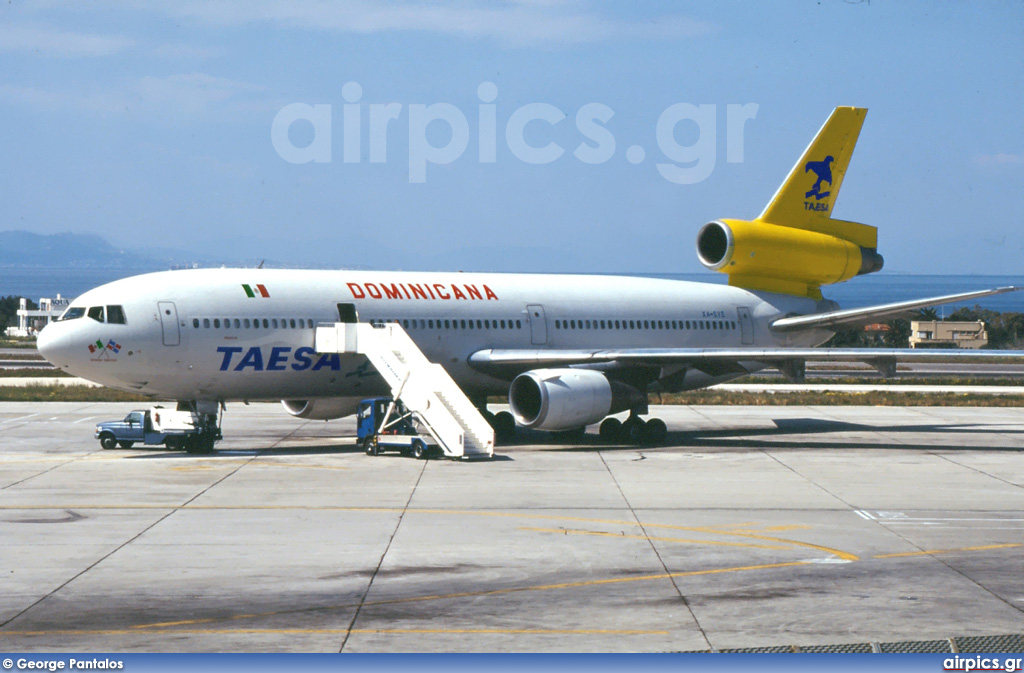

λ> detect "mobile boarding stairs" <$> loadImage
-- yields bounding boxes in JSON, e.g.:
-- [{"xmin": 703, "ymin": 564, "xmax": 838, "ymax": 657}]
[{"xmin": 315, "ymin": 322, "xmax": 495, "ymax": 459}]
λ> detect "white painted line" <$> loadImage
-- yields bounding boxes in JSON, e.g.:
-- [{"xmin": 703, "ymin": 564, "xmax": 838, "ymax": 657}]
[
  {"xmin": 855, "ymin": 510, "xmax": 874, "ymax": 520},
  {"xmin": 0, "ymin": 413, "xmax": 39, "ymax": 424}
]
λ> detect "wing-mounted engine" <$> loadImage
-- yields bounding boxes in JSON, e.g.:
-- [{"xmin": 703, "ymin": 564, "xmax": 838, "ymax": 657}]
[
  {"xmin": 281, "ymin": 397, "xmax": 361, "ymax": 420},
  {"xmin": 509, "ymin": 368, "xmax": 645, "ymax": 431},
  {"xmin": 697, "ymin": 106, "xmax": 883, "ymax": 300}
]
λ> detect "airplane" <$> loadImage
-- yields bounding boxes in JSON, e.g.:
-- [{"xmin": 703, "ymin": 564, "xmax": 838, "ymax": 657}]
[{"xmin": 37, "ymin": 107, "xmax": 1021, "ymax": 451}]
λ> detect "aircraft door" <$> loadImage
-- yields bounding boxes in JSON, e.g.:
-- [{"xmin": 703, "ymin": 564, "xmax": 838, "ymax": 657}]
[
  {"xmin": 526, "ymin": 304, "xmax": 547, "ymax": 345},
  {"xmin": 337, "ymin": 303, "xmax": 359, "ymax": 323},
  {"xmin": 737, "ymin": 306, "xmax": 754, "ymax": 345},
  {"xmin": 158, "ymin": 301, "xmax": 180, "ymax": 346}
]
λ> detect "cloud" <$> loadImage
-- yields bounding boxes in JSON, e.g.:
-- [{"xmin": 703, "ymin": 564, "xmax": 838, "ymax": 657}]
[
  {"xmin": 973, "ymin": 153, "xmax": 1024, "ymax": 166},
  {"xmin": 0, "ymin": 83, "xmax": 129, "ymax": 113},
  {"xmin": 135, "ymin": 73, "xmax": 266, "ymax": 116},
  {"xmin": 127, "ymin": 0, "xmax": 714, "ymax": 46},
  {"xmin": 0, "ymin": 73, "xmax": 268, "ymax": 119},
  {"xmin": 0, "ymin": 23, "xmax": 135, "ymax": 57}
]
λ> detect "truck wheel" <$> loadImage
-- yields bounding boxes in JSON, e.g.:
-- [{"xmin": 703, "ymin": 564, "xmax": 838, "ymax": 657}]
[
  {"xmin": 165, "ymin": 437, "xmax": 184, "ymax": 451},
  {"xmin": 362, "ymin": 437, "xmax": 378, "ymax": 456},
  {"xmin": 118, "ymin": 441, "xmax": 135, "ymax": 449},
  {"xmin": 412, "ymin": 440, "xmax": 426, "ymax": 460},
  {"xmin": 99, "ymin": 434, "xmax": 118, "ymax": 450}
]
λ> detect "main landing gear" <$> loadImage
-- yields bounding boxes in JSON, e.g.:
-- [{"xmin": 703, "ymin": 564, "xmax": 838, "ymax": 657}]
[
  {"xmin": 599, "ymin": 413, "xmax": 667, "ymax": 445},
  {"xmin": 483, "ymin": 409, "xmax": 516, "ymax": 444}
]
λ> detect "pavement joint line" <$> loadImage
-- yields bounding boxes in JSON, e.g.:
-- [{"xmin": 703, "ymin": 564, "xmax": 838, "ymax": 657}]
[
  {"xmin": 930, "ymin": 452, "xmax": 1023, "ymax": 491},
  {"xmin": 597, "ymin": 450, "xmax": 712, "ymax": 651},
  {"xmin": 338, "ymin": 455, "xmax": 428, "ymax": 653}
]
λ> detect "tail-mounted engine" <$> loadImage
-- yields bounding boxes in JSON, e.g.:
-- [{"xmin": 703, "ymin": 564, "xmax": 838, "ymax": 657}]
[{"xmin": 696, "ymin": 218, "xmax": 884, "ymax": 299}]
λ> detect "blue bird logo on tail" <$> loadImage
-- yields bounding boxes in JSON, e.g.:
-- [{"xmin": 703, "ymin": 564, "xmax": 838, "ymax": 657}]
[{"xmin": 804, "ymin": 155, "xmax": 834, "ymax": 200}]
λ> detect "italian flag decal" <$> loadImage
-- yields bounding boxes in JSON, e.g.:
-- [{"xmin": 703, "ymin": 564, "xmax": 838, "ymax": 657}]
[{"xmin": 242, "ymin": 284, "xmax": 270, "ymax": 298}]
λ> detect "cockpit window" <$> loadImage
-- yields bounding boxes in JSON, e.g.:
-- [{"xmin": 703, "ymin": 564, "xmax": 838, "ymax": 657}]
[
  {"xmin": 59, "ymin": 306, "xmax": 86, "ymax": 321},
  {"xmin": 107, "ymin": 305, "xmax": 126, "ymax": 324},
  {"xmin": 87, "ymin": 306, "xmax": 105, "ymax": 322}
]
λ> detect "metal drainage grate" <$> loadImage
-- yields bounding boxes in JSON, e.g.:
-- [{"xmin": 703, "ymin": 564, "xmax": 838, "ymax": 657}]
[
  {"xmin": 955, "ymin": 634, "xmax": 1024, "ymax": 653},
  {"xmin": 699, "ymin": 633, "xmax": 1023, "ymax": 654},
  {"xmin": 880, "ymin": 639, "xmax": 954, "ymax": 653},
  {"xmin": 800, "ymin": 642, "xmax": 874, "ymax": 653}
]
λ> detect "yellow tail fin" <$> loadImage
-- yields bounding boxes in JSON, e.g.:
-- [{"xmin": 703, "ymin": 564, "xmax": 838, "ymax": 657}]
[{"xmin": 757, "ymin": 106, "xmax": 875, "ymax": 249}]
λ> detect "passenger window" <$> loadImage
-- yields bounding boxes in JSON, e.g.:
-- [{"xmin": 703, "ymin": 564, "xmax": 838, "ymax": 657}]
[
  {"xmin": 106, "ymin": 305, "xmax": 126, "ymax": 324},
  {"xmin": 501, "ymin": 320, "xmax": 506, "ymax": 329},
  {"xmin": 87, "ymin": 306, "xmax": 105, "ymax": 322},
  {"xmin": 214, "ymin": 319, "xmax": 221, "ymax": 328},
  {"xmin": 516, "ymin": 320, "xmax": 522, "ymax": 329},
  {"xmin": 203, "ymin": 318, "xmax": 210, "ymax": 328},
  {"xmin": 193, "ymin": 318, "xmax": 199, "ymax": 328}
]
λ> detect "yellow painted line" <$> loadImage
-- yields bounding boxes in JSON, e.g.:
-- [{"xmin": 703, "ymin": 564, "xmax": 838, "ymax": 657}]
[
  {"xmin": 520, "ymin": 527, "xmax": 791, "ymax": 550},
  {"xmin": 128, "ymin": 560, "xmax": 812, "ymax": 632},
  {"xmin": 874, "ymin": 543, "xmax": 1022, "ymax": 558},
  {"xmin": 2, "ymin": 627, "xmax": 668, "ymax": 637}
]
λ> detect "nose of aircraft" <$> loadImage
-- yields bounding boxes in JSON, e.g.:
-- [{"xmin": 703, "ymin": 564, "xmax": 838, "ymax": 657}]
[{"xmin": 37, "ymin": 322, "xmax": 74, "ymax": 368}]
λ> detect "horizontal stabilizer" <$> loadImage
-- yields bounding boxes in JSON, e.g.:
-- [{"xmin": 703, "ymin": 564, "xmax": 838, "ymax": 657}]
[{"xmin": 770, "ymin": 286, "xmax": 1021, "ymax": 333}]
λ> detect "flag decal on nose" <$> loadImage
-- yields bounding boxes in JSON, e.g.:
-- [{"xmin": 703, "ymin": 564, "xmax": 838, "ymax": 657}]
[{"xmin": 242, "ymin": 284, "xmax": 270, "ymax": 298}]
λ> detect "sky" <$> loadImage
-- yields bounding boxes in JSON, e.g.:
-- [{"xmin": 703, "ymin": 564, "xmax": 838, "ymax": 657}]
[{"xmin": 2, "ymin": 1, "xmax": 1023, "ymax": 275}]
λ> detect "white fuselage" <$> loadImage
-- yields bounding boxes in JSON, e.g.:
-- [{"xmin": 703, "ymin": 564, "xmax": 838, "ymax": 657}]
[{"xmin": 37, "ymin": 268, "xmax": 832, "ymax": 403}]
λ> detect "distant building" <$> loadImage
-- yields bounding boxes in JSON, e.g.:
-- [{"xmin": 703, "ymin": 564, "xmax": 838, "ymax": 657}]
[
  {"xmin": 5, "ymin": 295, "xmax": 70, "ymax": 338},
  {"xmin": 909, "ymin": 320, "xmax": 987, "ymax": 349}
]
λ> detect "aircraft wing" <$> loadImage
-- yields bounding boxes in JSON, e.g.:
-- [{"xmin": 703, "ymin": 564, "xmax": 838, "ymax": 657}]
[
  {"xmin": 770, "ymin": 286, "xmax": 1020, "ymax": 333},
  {"xmin": 469, "ymin": 347, "xmax": 1024, "ymax": 370}
]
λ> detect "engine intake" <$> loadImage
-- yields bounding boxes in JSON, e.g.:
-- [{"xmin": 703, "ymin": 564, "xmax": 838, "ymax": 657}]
[
  {"xmin": 696, "ymin": 219, "xmax": 883, "ymax": 297},
  {"xmin": 509, "ymin": 368, "xmax": 645, "ymax": 431}
]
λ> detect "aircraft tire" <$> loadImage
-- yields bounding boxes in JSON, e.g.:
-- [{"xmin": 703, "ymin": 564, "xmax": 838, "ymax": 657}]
[
  {"xmin": 99, "ymin": 434, "xmax": 118, "ymax": 450},
  {"xmin": 622, "ymin": 417, "xmax": 646, "ymax": 445},
  {"xmin": 641, "ymin": 418, "xmax": 668, "ymax": 445},
  {"xmin": 493, "ymin": 411, "xmax": 516, "ymax": 443},
  {"xmin": 599, "ymin": 418, "xmax": 622, "ymax": 442}
]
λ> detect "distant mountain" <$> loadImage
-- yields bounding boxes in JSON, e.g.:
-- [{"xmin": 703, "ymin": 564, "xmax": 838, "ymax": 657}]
[{"xmin": 0, "ymin": 230, "xmax": 242, "ymax": 269}]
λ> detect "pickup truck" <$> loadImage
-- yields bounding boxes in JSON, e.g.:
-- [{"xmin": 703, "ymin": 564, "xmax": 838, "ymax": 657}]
[{"xmin": 94, "ymin": 407, "xmax": 221, "ymax": 453}]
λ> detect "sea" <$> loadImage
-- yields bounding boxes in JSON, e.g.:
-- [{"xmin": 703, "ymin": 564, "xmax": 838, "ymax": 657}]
[{"xmin": 2, "ymin": 266, "xmax": 1023, "ymax": 313}]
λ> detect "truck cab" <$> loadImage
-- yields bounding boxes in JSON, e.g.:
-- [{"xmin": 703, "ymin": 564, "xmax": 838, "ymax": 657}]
[{"xmin": 356, "ymin": 397, "xmax": 432, "ymax": 458}]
